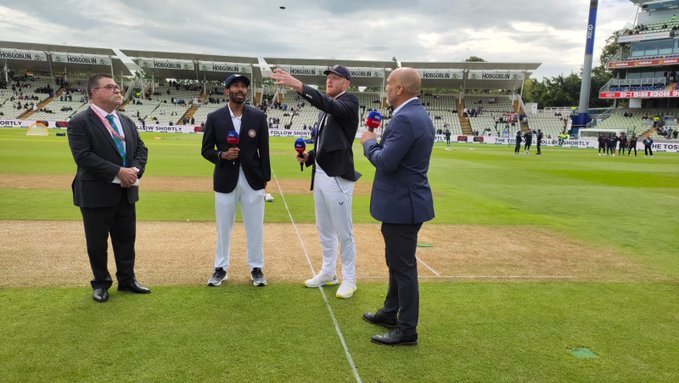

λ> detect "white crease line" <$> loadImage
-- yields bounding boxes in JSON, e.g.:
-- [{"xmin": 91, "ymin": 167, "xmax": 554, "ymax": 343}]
[
  {"xmin": 416, "ymin": 256, "xmax": 441, "ymax": 277},
  {"xmin": 272, "ymin": 168, "xmax": 363, "ymax": 383},
  {"xmin": 371, "ymin": 223, "xmax": 442, "ymax": 277},
  {"xmin": 359, "ymin": 275, "xmax": 578, "ymax": 280}
]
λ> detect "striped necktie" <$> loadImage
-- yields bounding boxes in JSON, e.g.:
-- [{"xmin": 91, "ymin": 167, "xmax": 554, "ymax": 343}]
[{"xmin": 105, "ymin": 114, "xmax": 127, "ymax": 166}]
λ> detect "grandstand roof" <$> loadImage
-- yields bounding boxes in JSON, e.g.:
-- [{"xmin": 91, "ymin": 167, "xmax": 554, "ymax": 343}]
[
  {"xmin": 630, "ymin": 0, "xmax": 679, "ymax": 10},
  {"xmin": 2, "ymin": 40, "xmax": 540, "ymax": 91},
  {"xmin": 119, "ymin": 49, "xmax": 258, "ymax": 82},
  {"xmin": 262, "ymin": 57, "xmax": 396, "ymax": 88},
  {"xmin": 0, "ymin": 40, "xmax": 130, "ymax": 77},
  {"xmin": 402, "ymin": 61, "xmax": 540, "ymax": 90}
]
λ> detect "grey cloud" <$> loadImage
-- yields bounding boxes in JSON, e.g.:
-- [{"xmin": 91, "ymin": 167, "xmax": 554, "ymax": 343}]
[{"xmin": 0, "ymin": 0, "xmax": 638, "ymax": 78}]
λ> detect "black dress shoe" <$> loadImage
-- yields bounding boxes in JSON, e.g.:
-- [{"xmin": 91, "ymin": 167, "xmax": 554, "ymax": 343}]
[
  {"xmin": 93, "ymin": 288, "xmax": 109, "ymax": 303},
  {"xmin": 363, "ymin": 310, "xmax": 397, "ymax": 329},
  {"xmin": 371, "ymin": 328, "xmax": 418, "ymax": 346},
  {"xmin": 118, "ymin": 281, "xmax": 151, "ymax": 294}
]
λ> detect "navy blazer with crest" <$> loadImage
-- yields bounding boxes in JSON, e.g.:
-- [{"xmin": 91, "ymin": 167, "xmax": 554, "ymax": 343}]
[
  {"xmin": 67, "ymin": 107, "xmax": 148, "ymax": 208},
  {"xmin": 201, "ymin": 104, "xmax": 270, "ymax": 193}
]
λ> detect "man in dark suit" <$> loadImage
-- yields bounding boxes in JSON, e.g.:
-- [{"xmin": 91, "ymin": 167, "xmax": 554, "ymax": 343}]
[
  {"xmin": 643, "ymin": 135, "xmax": 654, "ymax": 156},
  {"xmin": 523, "ymin": 130, "xmax": 533, "ymax": 153},
  {"xmin": 360, "ymin": 67, "xmax": 435, "ymax": 346},
  {"xmin": 201, "ymin": 74, "xmax": 271, "ymax": 287},
  {"xmin": 272, "ymin": 65, "xmax": 361, "ymax": 299},
  {"xmin": 67, "ymin": 74, "xmax": 150, "ymax": 303},
  {"xmin": 628, "ymin": 133, "xmax": 638, "ymax": 156},
  {"xmin": 514, "ymin": 129, "xmax": 522, "ymax": 154}
]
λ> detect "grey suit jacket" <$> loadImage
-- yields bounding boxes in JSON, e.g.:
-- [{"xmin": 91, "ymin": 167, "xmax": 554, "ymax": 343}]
[
  {"xmin": 363, "ymin": 98, "xmax": 435, "ymax": 224},
  {"xmin": 67, "ymin": 107, "xmax": 148, "ymax": 207}
]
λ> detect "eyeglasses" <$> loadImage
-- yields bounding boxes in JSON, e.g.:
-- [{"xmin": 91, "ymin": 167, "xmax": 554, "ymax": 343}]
[{"xmin": 95, "ymin": 84, "xmax": 121, "ymax": 91}]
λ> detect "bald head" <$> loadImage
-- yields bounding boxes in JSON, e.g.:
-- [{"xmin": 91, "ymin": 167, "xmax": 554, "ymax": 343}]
[
  {"xmin": 393, "ymin": 67, "xmax": 421, "ymax": 97},
  {"xmin": 385, "ymin": 67, "xmax": 421, "ymax": 108}
]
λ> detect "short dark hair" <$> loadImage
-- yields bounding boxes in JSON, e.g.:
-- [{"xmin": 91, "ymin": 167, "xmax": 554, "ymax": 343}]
[{"xmin": 87, "ymin": 74, "xmax": 113, "ymax": 98}]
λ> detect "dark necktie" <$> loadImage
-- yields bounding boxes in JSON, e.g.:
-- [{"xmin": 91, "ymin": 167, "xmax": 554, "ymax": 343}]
[
  {"xmin": 105, "ymin": 114, "xmax": 127, "ymax": 166},
  {"xmin": 316, "ymin": 112, "xmax": 328, "ymax": 151}
]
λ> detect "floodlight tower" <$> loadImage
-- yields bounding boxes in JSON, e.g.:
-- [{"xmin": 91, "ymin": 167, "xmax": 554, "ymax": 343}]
[{"xmin": 572, "ymin": 0, "xmax": 599, "ymax": 136}]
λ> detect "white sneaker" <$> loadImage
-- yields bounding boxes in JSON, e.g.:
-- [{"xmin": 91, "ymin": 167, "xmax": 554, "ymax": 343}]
[
  {"xmin": 264, "ymin": 193, "xmax": 274, "ymax": 202},
  {"xmin": 304, "ymin": 273, "xmax": 338, "ymax": 288},
  {"xmin": 207, "ymin": 267, "xmax": 227, "ymax": 286},
  {"xmin": 336, "ymin": 281, "xmax": 357, "ymax": 299}
]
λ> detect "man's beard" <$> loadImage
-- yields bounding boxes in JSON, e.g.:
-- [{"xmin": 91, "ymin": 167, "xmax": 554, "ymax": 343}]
[{"xmin": 229, "ymin": 92, "xmax": 246, "ymax": 104}]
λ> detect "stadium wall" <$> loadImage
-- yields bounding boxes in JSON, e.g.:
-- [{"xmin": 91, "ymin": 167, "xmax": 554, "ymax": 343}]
[{"xmin": 2, "ymin": 119, "xmax": 678, "ymax": 153}]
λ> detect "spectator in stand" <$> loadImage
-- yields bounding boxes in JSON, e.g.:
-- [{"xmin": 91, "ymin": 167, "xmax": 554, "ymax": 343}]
[{"xmin": 643, "ymin": 135, "xmax": 654, "ymax": 156}]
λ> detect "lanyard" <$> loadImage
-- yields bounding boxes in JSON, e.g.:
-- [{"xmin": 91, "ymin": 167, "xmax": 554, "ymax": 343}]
[{"xmin": 92, "ymin": 108, "xmax": 125, "ymax": 141}]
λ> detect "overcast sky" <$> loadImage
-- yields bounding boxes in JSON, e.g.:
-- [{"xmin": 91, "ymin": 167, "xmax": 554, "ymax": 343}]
[{"xmin": 0, "ymin": 0, "xmax": 638, "ymax": 79}]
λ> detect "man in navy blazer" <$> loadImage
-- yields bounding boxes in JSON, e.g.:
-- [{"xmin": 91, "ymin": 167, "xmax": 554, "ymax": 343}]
[
  {"xmin": 67, "ymin": 74, "xmax": 150, "ymax": 303},
  {"xmin": 201, "ymin": 74, "xmax": 271, "ymax": 287},
  {"xmin": 360, "ymin": 67, "xmax": 435, "ymax": 346}
]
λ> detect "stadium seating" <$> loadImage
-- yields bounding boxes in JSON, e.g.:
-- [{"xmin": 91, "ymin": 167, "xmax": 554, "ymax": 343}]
[
  {"xmin": 464, "ymin": 95, "xmax": 514, "ymax": 113},
  {"xmin": 525, "ymin": 110, "xmax": 571, "ymax": 138},
  {"xmin": 0, "ymin": 89, "xmax": 19, "ymax": 118},
  {"xmin": 417, "ymin": 94, "xmax": 462, "ymax": 135},
  {"xmin": 191, "ymin": 103, "xmax": 222, "ymax": 126},
  {"xmin": 141, "ymin": 84, "xmax": 196, "ymax": 124},
  {"xmin": 595, "ymin": 110, "xmax": 657, "ymax": 132},
  {"xmin": 0, "ymin": 77, "xmax": 54, "ymax": 118}
]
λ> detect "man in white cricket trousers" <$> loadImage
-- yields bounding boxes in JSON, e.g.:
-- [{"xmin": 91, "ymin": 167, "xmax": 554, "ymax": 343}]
[
  {"xmin": 201, "ymin": 74, "xmax": 271, "ymax": 287},
  {"xmin": 272, "ymin": 65, "xmax": 361, "ymax": 299}
]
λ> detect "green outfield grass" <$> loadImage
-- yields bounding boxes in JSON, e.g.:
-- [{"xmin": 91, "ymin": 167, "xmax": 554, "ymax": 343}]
[
  {"xmin": 1, "ymin": 282, "xmax": 677, "ymax": 382},
  {"xmin": 1, "ymin": 128, "xmax": 678, "ymax": 382}
]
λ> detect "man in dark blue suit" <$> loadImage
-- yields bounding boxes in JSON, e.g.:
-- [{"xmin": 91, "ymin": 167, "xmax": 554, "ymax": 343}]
[
  {"xmin": 67, "ymin": 74, "xmax": 150, "ymax": 303},
  {"xmin": 360, "ymin": 67, "xmax": 435, "ymax": 346},
  {"xmin": 201, "ymin": 74, "xmax": 271, "ymax": 287}
]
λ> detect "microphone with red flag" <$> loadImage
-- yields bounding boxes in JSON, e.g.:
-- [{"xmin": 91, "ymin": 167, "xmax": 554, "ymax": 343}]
[
  {"xmin": 227, "ymin": 130, "xmax": 239, "ymax": 146},
  {"xmin": 365, "ymin": 110, "xmax": 383, "ymax": 132},
  {"xmin": 294, "ymin": 137, "xmax": 306, "ymax": 171},
  {"xmin": 226, "ymin": 130, "xmax": 239, "ymax": 164}
]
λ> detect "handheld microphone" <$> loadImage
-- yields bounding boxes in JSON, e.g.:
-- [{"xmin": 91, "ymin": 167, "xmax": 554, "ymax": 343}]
[
  {"xmin": 227, "ymin": 130, "xmax": 239, "ymax": 146},
  {"xmin": 294, "ymin": 137, "xmax": 306, "ymax": 171},
  {"xmin": 366, "ymin": 110, "xmax": 383, "ymax": 132},
  {"xmin": 226, "ymin": 130, "xmax": 239, "ymax": 164}
]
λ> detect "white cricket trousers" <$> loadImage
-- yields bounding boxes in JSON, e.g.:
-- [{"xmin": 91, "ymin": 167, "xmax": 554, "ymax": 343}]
[
  {"xmin": 313, "ymin": 165, "xmax": 356, "ymax": 283},
  {"xmin": 214, "ymin": 166, "xmax": 265, "ymax": 271}
]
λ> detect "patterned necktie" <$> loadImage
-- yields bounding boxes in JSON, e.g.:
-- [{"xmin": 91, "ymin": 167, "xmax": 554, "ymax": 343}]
[{"xmin": 105, "ymin": 114, "xmax": 127, "ymax": 166}]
